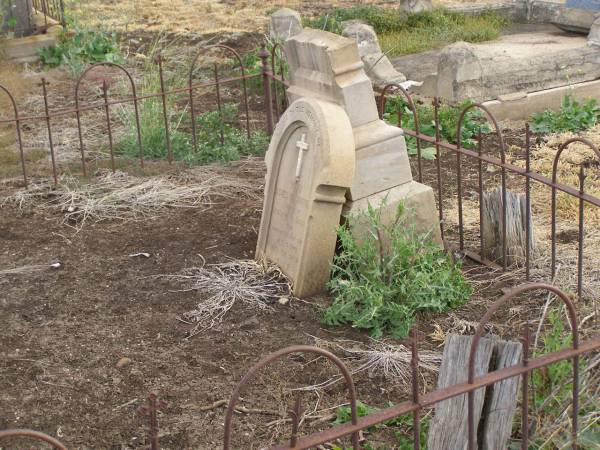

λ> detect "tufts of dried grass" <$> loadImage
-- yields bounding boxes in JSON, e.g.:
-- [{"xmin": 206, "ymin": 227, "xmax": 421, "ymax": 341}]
[
  {"xmin": 165, "ymin": 260, "xmax": 292, "ymax": 338},
  {"xmin": 303, "ymin": 336, "xmax": 441, "ymax": 390},
  {"xmin": 3, "ymin": 166, "xmax": 262, "ymax": 229}
]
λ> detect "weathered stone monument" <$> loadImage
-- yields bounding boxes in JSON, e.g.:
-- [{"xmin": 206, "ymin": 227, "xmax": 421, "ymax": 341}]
[
  {"xmin": 284, "ymin": 29, "xmax": 440, "ymax": 242},
  {"xmin": 257, "ymin": 29, "xmax": 440, "ymax": 297},
  {"xmin": 269, "ymin": 8, "xmax": 303, "ymax": 42},
  {"xmin": 256, "ymin": 98, "xmax": 355, "ymax": 297}
]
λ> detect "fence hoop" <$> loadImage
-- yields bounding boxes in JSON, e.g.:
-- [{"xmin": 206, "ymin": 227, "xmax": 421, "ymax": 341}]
[
  {"xmin": 0, "ymin": 83, "xmax": 27, "ymax": 187},
  {"xmin": 188, "ymin": 44, "xmax": 251, "ymax": 152},
  {"xmin": 0, "ymin": 428, "xmax": 68, "ymax": 450},
  {"xmin": 466, "ymin": 283, "xmax": 579, "ymax": 450},
  {"xmin": 74, "ymin": 62, "xmax": 144, "ymax": 172},
  {"xmin": 223, "ymin": 345, "xmax": 360, "ymax": 450}
]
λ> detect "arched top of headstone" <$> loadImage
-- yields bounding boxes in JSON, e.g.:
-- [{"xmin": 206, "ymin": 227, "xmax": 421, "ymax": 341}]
[{"xmin": 257, "ymin": 97, "xmax": 355, "ymax": 297}]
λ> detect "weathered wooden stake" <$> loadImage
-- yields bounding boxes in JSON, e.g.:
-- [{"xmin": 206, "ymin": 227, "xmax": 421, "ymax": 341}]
[{"xmin": 482, "ymin": 187, "xmax": 535, "ymax": 266}]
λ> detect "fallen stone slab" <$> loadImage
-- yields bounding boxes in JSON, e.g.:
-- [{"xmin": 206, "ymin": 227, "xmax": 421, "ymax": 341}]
[{"xmin": 552, "ymin": 6, "xmax": 598, "ymax": 33}]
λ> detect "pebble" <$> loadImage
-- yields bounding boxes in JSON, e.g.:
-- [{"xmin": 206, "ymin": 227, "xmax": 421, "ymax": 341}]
[{"xmin": 116, "ymin": 357, "xmax": 131, "ymax": 368}]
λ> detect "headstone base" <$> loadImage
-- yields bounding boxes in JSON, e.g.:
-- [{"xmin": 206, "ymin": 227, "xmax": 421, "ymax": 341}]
[{"xmin": 343, "ymin": 180, "xmax": 442, "ymax": 245}]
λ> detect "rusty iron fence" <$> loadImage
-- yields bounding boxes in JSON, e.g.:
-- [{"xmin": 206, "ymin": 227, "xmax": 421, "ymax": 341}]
[
  {"xmin": 0, "ymin": 44, "xmax": 287, "ymax": 187},
  {"xmin": 376, "ymin": 84, "xmax": 600, "ymax": 301},
  {"xmin": 1, "ymin": 283, "xmax": 599, "ymax": 449},
  {"xmin": 31, "ymin": 0, "xmax": 66, "ymax": 31}
]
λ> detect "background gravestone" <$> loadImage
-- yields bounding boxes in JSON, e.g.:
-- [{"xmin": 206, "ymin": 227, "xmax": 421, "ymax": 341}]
[
  {"xmin": 1, "ymin": 0, "xmax": 34, "ymax": 36},
  {"xmin": 256, "ymin": 98, "xmax": 355, "ymax": 297},
  {"xmin": 269, "ymin": 8, "xmax": 303, "ymax": 42}
]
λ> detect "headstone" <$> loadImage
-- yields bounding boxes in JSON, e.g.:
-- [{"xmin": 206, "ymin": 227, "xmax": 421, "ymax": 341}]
[
  {"xmin": 589, "ymin": 15, "xmax": 600, "ymax": 46},
  {"xmin": 256, "ymin": 98, "xmax": 355, "ymax": 297},
  {"xmin": 269, "ymin": 8, "xmax": 303, "ymax": 42},
  {"xmin": 400, "ymin": 0, "xmax": 433, "ymax": 13},
  {"xmin": 552, "ymin": 6, "xmax": 599, "ymax": 33},
  {"xmin": 341, "ymin": 20, "xmax": 407, "ymax": 87},
  {"xmin": 1, "ymin": 0, "xmax": 34, "ymax": 37},
  {"xmin": 284, "ymin": 29, "xmax": 441, "ymax": 243}
]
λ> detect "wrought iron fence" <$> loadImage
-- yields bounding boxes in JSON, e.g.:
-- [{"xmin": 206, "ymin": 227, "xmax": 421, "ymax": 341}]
[
  {"xmin": 1, "ymin": 283, "xmax": 599, "ymax": 449},
  {"xmin": 31, "ymin": 0, "xmax": 65, "ymax": 30},
  {"xmin": 377, "ymin": 84, "xmax": 600, "ymax": 301},
  {"xmin": 0, "ymin": 43, "xmax": 287, "ymax": 187}
]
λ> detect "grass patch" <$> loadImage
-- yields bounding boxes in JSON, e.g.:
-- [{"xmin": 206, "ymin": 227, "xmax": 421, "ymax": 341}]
[
  {"xmin": 115, "ymin": 42, "xmax": 268, "ymax": 166},
  {"xmin": 304, "ymin": 6, "xmax": 509, "ymax": 56},
  {"xmin": 324, "ymin": 201, "xmax": 471, "ymax": 339}
]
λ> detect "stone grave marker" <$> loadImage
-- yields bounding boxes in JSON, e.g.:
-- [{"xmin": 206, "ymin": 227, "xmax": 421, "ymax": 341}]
[
  {"xmin": 256, "ymin": 98, "xmax": 355, "ymax": 297},
  {"xmin": 284, "ymin": 29, "xmax": 441, "ymax": 243}
]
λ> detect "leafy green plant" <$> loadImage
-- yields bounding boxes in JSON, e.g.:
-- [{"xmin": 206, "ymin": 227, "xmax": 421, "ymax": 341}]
[
  {"xmin": 324, "ymin": 202, "xmax": 471, "ymax": 339},
  {"xmin": 531, "ymin": 95, "xmax": 600, "ymax": 134},
  {"xmin": 38, "ymin": 28, "xmax": 122, "ymax": 72},
  {"xmin": 304, "ymin": 7, "xmax": 508, "ymax": 56},
  {"xmin": 383, "ymin": 98, "xmax": 491, "ymax": 159},
  {"xmin": 332, "ymin": 402, "xmax": 429, "ymax": 449}
]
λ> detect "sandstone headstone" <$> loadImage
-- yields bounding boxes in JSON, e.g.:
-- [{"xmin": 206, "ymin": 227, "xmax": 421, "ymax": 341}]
[
  {"xmin": 284, "ymin": 29, "xmax": 441, "ymax": 243},
  {"xmin": 341, "ymin": 20, "xmax": 407, "ymax": 87},
  {"xmin": 269, "ymin": 8, "xmax": 303, "ymax": 42},
  {"xmin": 552, "ymin": 6, "xmax": 598, "ymax": 33},
  {"xmin": 400, "ymin": 0, "xmax": 433, "ymax": 13},
  {"xmin": 256, "ymin": 98, "xmax": 355, "ymax": 297},
  {"xmin": 589, "ymin": 15, "xmax": 600, "ymax": 46}
]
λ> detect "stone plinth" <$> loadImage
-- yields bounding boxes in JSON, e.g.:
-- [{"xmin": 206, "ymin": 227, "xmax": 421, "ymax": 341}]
[{"xmin": 256, "ymin": 98, "xmax": 355, "ymax": 297}]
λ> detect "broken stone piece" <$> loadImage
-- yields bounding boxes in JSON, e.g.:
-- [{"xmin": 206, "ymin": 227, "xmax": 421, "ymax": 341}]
[{"xmin": 269, "ymin": 8, "xmax": 303, "ymax": 42}]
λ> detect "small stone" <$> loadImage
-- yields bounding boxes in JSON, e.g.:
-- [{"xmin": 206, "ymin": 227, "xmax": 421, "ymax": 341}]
[
  {"xmin": 278, "ymin": 297, "xmax": 289, "ymax": 305},
  {"xmin": 116, "ymin": 357, "xmax": 131, "ymax": 368},
  {"xmin": 240, "ymin": 316, "xmax": 260, "ymax": 330}
]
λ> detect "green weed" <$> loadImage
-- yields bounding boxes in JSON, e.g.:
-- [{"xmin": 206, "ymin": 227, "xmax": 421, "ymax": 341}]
[
  {"xmin": 324, "ymin": 202, "xmax": 471, "ymax": 339},
  {"xmin": 304, "ymin": 7, "xmax": 509, "ymax": 56},
  {"xmin": 332, "ymin": 402, "xmax": 429, "ymax": 449},
  {"xmin": 531, "ymin": 95, "xmax": 600, "ymax": 134},
  {"xmin": 38, "ymin": 27, "xmax": 122, "ymax": 73},
  {"xmin": 383, "ymin": 98, "xmax": 492, "ymax": 160}
]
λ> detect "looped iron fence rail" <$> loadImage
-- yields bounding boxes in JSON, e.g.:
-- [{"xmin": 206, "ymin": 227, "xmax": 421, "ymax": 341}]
[
  {"xmin": 1, "ymin": 283, "xmax": 599, "ymax": 449},
  {"xmin": 0, "ymin": 43, "xmax": 287, "ymax": 187}
]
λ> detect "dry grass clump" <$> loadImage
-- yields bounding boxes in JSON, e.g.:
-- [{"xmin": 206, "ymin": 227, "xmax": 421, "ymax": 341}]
[
  {"xmin": 167, "ymin": 260, "xmax": 292, "ymax": 337},
  {"xmin": 305, "ymin": 336, "xmax": 441, "ymax": 390},
  {"xmin": 3, "ymin": 167, "xmax": 261, "ymax": 229},
  {"xmin": 527, "ymin": 125, "xmax": 600, "ymax": 227}
]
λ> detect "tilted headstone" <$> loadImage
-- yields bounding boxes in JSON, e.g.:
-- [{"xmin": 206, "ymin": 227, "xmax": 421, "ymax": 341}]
[
  {"xmin": 400, "ymin": 0, "xmax": 433, "ymax": 13},
  {"xmin": 552, "ymin": 6, "xmax": 599, "ymax": 33},
  {"xmin": 590, "ymin": 16, "xmax": 600, "ymax": 46},
  {"xmin": 269, "ymin": 8, "xmax": 303, "ymax": 42},
  {"xmin": 284, "ymin": 29, "xmax": 441, "ymax": 244},
  {"xmin": 256, "ymin": 98, "xmax": 355, "ymax": 297}
]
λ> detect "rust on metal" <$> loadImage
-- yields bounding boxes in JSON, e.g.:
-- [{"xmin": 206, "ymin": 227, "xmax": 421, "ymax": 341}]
[
  {"xmin": 139, "ymin": 392, "xmax": 167, "ymax": 450},
  {"xmin": 0, "ymin": 428, "xmax": 68, "ymax": 450},
  {"xmin": 223, "ymin": 345, "xmax": 360, "ymax": 450}
]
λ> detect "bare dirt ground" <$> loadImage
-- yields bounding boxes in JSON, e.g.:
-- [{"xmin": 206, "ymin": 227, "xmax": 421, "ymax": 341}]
[{"xmin": 1, "ymin": 145, "xmax": 597, "ymax": 448}]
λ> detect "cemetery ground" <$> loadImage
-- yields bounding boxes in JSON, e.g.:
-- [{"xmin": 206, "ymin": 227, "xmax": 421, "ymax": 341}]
[
  {"xmin": 2, "ymin": 7, "xmax": 600, "ymax": 449},
  {"xmin": 1, "ymin": 124, "xmax": 600, "ymax": 448}
]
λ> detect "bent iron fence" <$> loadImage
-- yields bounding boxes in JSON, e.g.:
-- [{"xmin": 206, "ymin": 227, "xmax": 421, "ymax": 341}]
[{"xmin": 1, "ymin": 283, "xmax": 599, "ymax": 449}]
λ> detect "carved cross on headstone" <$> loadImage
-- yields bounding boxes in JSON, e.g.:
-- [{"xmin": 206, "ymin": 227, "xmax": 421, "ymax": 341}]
[{"xmin": 295, "ymin": 133, "xmax": 309, "ymax": 181}]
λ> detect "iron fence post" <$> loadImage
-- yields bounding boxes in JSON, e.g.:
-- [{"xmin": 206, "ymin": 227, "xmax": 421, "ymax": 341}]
[{"xmin": 260, "ymin": 45, "xmax": 274, "ymax": 136}]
